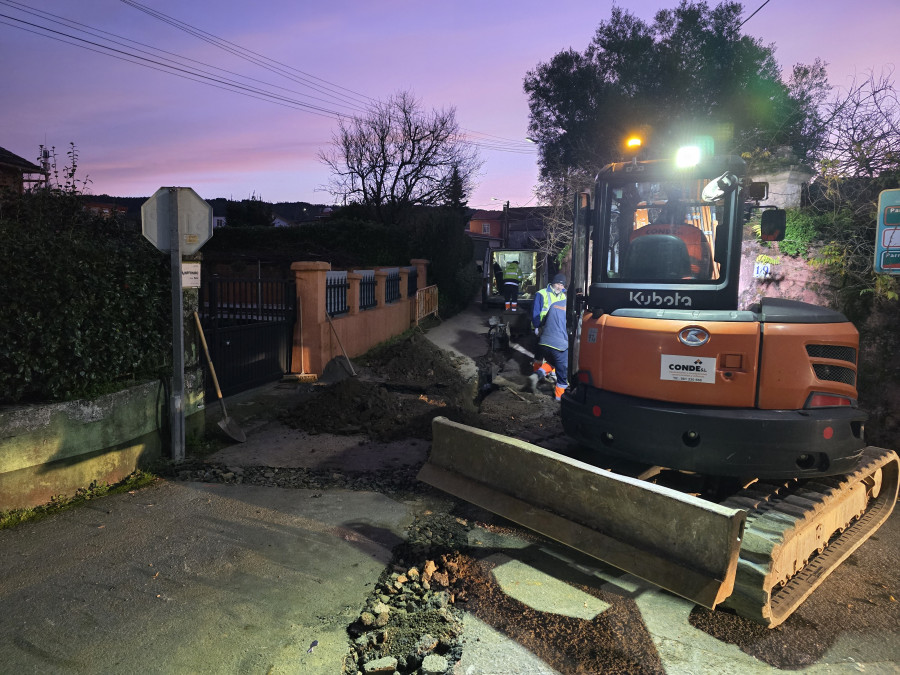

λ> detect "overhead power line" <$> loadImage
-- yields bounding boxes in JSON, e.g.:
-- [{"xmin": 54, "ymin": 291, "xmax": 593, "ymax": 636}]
[
  {"xmin": 116, "ymin": 0, "xmax": 535, "ymax": 154},
  {"xmin": 0, "ymin": 10, "xmax": 349, "ymax": 118},
  {"xmin": 0, "ymin": 0, "xmax": 536, "ymax": 155},
  {"xmin": 0, "ymin": 0, "xmax": 368, "ymax": 118},
  {"xmin": 118, "ymin": 0, "xmax": 374, "ymax": 110},
  {"xmin": 739, "ymin": 0, "xmax": 773, "ymax": 27}
]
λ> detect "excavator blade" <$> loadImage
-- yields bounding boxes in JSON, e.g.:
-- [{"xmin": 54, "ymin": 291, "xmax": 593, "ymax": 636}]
[{"xmin": 420, "ymin": 416, "xmax": 746, "ymax": 609}]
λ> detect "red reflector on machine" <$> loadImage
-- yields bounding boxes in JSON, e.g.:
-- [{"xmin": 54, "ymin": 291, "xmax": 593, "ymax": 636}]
[
  {"xmin": 592, "ymin": 406, "xmax": 602, "ymax": 417},
  {"xmin": 823, "ymin": 426, "xmax": 834, "ymax": 440},
  {"xmin": 806, "ymin": 393, "xmax": 852, "ymax": 408}
]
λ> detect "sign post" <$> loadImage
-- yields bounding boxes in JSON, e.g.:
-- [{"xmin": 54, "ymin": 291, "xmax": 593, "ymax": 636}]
[
  {"xmin": 875, "ymin": 189, "xmax": 900, "ymax": 275},
  {"xmin": 142, "ymin": 188, "xmax": 213, "ymax": 460}
]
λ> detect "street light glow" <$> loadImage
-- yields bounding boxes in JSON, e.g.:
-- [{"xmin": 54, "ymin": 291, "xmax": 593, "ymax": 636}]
[{"xmin": 675, "ymin": 145, "xmax": 701, "ymax": 167}]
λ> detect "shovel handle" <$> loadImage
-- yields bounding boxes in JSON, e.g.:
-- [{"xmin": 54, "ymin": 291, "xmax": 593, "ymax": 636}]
[
  {"xmin": 325, "ymin": 312, "xmax": 357, "ymax": 377},
  {"xmin": 193, "ymin": 311, "xmax": 225, "ymax": 404}
]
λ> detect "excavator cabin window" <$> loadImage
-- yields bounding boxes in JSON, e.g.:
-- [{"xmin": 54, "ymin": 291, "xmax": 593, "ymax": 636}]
[{"xmin": 604, "ymin": 179, "xmax": 720, "ymax": 283}]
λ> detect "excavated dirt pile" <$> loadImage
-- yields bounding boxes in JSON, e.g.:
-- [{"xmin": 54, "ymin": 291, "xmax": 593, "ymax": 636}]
[{"xmin": 278, "ymin": 332, "xmax": 519, "ymax": 442}]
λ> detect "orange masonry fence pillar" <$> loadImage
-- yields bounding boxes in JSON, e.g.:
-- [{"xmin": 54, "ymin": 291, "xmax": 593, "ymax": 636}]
[
  {"xmin": 410, "ymin": 258, "xmax": 429, "ymax": 292},
  {"xmin": 347, "ymin": 273, "xmax": 362, "ymax": 316},
  {"xmin": 374, "ymin": 269, "xmax": 389, "ymax": 308},
  {"xmin": 290, "ymin": 261, "xmax": 330, "ymax": 375},
  {"xmin": 399, "ymin": 268, "xmax": 410, "ymax": 299}
]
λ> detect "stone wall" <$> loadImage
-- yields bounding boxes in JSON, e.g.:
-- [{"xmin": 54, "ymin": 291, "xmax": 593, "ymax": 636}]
[{"xmin": 738, "ymin": 238, "xmax": 836, "ymax": 310}]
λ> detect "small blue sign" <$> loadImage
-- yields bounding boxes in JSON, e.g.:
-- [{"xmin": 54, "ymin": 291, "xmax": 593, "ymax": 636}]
[
  {"xmin": 875, "ymin": 189, "xmax": 900, "ymax": 274},
  {"xmin": 753, "ymin": 262, "xmax": 772, "ymax": 279}
]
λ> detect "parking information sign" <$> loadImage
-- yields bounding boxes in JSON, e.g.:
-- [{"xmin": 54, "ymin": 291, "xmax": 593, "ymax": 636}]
[{"xmin": 875, "ymin": 189, "xmax": 900, "ymax": 275}]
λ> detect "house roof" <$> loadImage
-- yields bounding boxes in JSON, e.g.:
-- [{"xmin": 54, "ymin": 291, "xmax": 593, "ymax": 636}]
[
  {"xmin": 469, "ymin": 209, "xmax": 503, "ymax": 220},
  {"xmin": 0, "ymin": 146, "xmax": 44, "ymax": 173},
  {"xmin": 469, "ymin": 206, "xmax": 551, "ymax": 221}
]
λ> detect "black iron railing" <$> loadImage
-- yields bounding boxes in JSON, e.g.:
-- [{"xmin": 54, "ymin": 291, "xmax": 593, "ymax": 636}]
[
  {"xmin": 359, "ymin": 271, "xmax": 376, "ymax": 311},
  {"xmin": 202, "ymin": 276, "xmax": 296, "ymax": 325},
  {"xmin": 326, "ymin": 271, "xmax": 349, "ymax": 316},
  {"xmin": 385, "ymin": 269, "xmax": 400, "ymax": 303}
]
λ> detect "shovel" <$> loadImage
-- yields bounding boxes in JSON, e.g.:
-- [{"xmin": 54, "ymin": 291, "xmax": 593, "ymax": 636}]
[
  {"xmin": 193, "ymin": 311, "xmax": 247, "ymax": 443},
  {"xmin": 325, "ymin": 311, "xmax": 357, "ymax": 377}
]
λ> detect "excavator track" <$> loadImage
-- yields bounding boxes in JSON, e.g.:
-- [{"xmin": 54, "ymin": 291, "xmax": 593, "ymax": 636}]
[{"xmin": 720, "ymin": 447, "xmax": 899, "ymax": 627}]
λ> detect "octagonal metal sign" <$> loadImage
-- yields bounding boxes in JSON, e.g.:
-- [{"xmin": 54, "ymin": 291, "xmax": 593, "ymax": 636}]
[{"xmin": 142, "ymin": 187, "xmax": 213, "ymax": 255}]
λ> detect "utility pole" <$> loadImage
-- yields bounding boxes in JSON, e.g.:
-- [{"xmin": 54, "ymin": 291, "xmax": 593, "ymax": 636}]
[{"xmin": 502, "ymin": 200, "xmax": 510, "ymax": 247}]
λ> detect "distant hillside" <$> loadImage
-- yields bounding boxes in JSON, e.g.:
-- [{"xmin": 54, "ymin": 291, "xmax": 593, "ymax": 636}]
[
  {"xmin": 87, "ymin": 194, "xmax": 334, "ymax": 223},
  {"xmin": 87, "ymin": 194, "xmax": 147, "ymax": 218}
]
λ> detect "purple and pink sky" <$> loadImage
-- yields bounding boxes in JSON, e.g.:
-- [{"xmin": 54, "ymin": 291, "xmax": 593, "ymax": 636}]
[{"xmin": 2, "ymin": 0, "xmax": 897, "ymax": 209}]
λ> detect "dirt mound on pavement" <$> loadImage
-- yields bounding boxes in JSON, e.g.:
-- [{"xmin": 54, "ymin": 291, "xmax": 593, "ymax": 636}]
[
  {"xmin": 280, "ymin": 332, "xmax": 483, "ymax": 442},
  {"xmin": 359, "ymin": 332, "xmax": 467, "ymax": 387}
]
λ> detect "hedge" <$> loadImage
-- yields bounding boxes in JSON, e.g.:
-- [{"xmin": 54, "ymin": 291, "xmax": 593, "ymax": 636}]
[{"xmin": 0, "ymin": 191, "xmax": 170, "ymax": 404}]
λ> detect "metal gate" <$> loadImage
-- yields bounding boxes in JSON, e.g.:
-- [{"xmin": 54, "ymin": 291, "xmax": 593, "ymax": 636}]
[{"xmin": 199, "ymin": 276, "xmax": 296, "ymax": 399}]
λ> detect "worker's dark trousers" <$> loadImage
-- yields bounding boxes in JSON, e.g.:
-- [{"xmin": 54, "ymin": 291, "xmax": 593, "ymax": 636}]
[{"xmin": 503, "ymin": 282, "xmax": 519, "ymax": 310}]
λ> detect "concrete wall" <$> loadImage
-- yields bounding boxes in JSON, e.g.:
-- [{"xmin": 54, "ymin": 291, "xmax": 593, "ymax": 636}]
[
  {"xmin": 1, "ymin": 281, "xmax": 206, "ymax": 513},
  {"xmin": 749, "ymin": 166, "xmax": 814, "ymax": 209},
  {"xmin": 0, "ymin": 381, "xmax": 203, "ymax": 512}
]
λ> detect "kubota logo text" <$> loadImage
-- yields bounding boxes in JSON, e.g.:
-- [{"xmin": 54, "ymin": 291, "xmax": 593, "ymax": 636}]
[{"xmin": 629, "ymin": 291, "xmax": 692, "ymax": 307}]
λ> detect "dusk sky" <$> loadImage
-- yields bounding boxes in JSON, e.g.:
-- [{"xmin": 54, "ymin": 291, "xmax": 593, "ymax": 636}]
[{"xmin": 2, "ymin": 0, "xmax": 897, "ymax": 210}]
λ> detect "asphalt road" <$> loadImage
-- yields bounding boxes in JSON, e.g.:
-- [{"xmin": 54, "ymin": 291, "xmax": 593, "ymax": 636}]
[
  {"xmin": 1, "ymin": 471, "xmax": 897, "ymax": 674},
  {"xmin": 0, "ymin": 480, "xmax": 416, "ymax": 673}
]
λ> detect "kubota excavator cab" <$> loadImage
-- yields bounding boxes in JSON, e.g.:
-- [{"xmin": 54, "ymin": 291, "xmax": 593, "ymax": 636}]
[{"xmin": 561, "ymin": 152, "xmax": 867, "ymax": 479}]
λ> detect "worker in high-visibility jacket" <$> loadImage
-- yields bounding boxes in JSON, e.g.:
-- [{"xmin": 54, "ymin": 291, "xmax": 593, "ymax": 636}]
[
  {"xmin": 527, "ymin": 295, "xmax": 568, "ymax": 401},
  {"xmin": 502, "ymin": 260, "xmax": 523, "ymax": 311},
  {"xmin": 531, "ymin": 273, "xmax": 566, "ymax": 383}
]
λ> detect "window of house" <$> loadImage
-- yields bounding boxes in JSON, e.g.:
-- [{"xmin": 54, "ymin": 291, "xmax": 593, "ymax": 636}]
[{"xmin": 482, "ymin": 223, "xmax": 491, "ymax": 234}]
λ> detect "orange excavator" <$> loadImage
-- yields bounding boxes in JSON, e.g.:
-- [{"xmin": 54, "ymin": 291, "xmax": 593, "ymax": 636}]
[{"xmin": 421, "ymin": 144, "xmax": 898, "ymax": 627}]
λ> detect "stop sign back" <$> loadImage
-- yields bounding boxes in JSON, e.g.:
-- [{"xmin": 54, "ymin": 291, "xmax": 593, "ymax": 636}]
[{"xmin": 142, "ymin": 187, "xmax": 213, "ymax": 255}]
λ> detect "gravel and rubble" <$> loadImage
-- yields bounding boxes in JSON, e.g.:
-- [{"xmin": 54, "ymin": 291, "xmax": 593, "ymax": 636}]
[
  {"xmin": 343, "ymin": 551, "xmax": 467, "ymax": 674},
  {"xmin": 165, "ymin": 460, "xmax": 424, "ymax": 496}
]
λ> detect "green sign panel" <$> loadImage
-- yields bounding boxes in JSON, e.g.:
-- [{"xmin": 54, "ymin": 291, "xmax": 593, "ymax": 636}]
[
  {"xmin": 882, "ymin": 250, "xmax": 900, "ymax": 269},
  {"xmin": 886, "ymin": 206, "xmax": 900, "ymax": 226}
]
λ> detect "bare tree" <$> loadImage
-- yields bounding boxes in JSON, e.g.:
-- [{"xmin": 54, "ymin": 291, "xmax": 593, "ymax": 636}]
[
  {"xmin": 527, "ymin": 148, "xmax": 602, "ymax": 269},
  {"xmin": 807, "ymin": 68, "xmax": 900, "ymax": 301},
  {"xmin": 819, "ymin": 67, "xmax": 900, "ymax": 179},
  {"xmin": 319, "ymin": 91, "xmax": 481, "ymax": 222}
]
